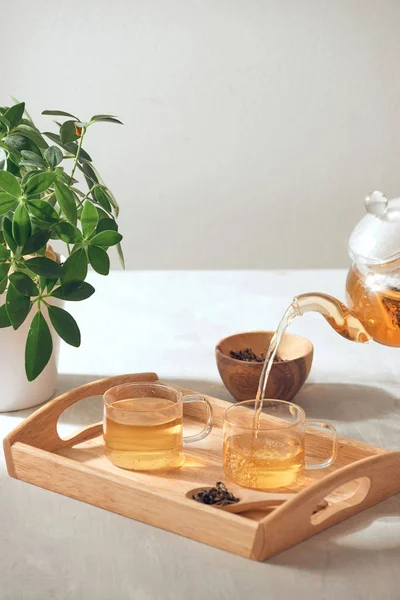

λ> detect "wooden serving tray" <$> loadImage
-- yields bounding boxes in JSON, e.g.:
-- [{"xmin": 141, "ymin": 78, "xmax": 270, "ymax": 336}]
[{"xmin": 4, "ymin": 372, "xmax": 400, "ymax": 561}]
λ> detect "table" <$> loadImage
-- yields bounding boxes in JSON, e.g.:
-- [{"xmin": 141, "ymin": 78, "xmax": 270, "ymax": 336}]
[{"xmin": 1, "ymin": 270, "xmax": 400, "ymax": 600}]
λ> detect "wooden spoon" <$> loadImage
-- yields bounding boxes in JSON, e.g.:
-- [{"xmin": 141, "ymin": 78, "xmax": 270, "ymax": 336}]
[{"xmin": 187, "ymin": 486, "xmax": 328, "ymax": 514}]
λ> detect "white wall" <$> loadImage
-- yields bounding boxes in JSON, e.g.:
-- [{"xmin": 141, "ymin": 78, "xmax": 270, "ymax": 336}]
[{"xmin": 2, "ymin": 0, "xmax": 400, "ymax": 269}]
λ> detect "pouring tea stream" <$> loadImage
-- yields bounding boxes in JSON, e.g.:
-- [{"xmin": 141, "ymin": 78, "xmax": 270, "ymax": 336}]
[{"xmin": 255, "ymin": 191, "xmax": 400, "ymax": 423}]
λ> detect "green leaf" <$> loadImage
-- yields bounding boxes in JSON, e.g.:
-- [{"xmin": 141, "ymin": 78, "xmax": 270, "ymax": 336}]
[
  {"xmin": 28, "ymin": 199, "xmax": 59, "ymax": 224},
  {"xmin": 20, "ymin": 150, "xmax": 46, "ymax": 169},
  {"xmin": 66, "ymin": 143, "xmax": 91, "ymax": 163},
  {"xmin": 25, "ymin": 171, "xmax": 57, "ymax": 196},
  {"xmin": 25, "ymin": 256, "xmax": 63, "ymax": 278},
  {"xmin": 3, "ymin": 217, "xmax": 16, "ymax": 252},
  {"xmin": 0, "ymin": 304, "xmax": 11, "ymax": 328},
  {"xmin": 52, "ymin": 281, "xmax": 95, "ymax": 301},
  {"xmin": 0, "ymin": 262, "xmax": 10, "ymax": 281},
  {"xmin": 54, "ymin": 167, "xmax": 72, "ymax": 185},
  {"xmin": 19, "ymin": 161, "xmax": 40, "ymax": 170},
  {"xmin": 4, "ymin": 134, "xmax": 41, "ymax": 155},
  {"xmin": 22, "ymin": 229, "xmax": 50, "ymax": 255},
  {"xmin": 13, "ymin": 204, "xmax": 31, "ymax": 246},
  {"xmin": 60, "ymin": 120, "xmax": 79, "ymax": 144},
  {"xmin": 96, "ymin": 217, "xmax": 118, "ymax": 233},
  {"xmin": 48, "ymin": 305, "xmax": 81, "ymax": 347},
  {"xmin": 42, "ymin": 109, "xmax": 78, "ymax": 119},
  {"xmin": 81, "ymin": 200, "xmax": 98, "ymax": 238},
  {"xmin": 46, "ymin": 278, "xmax": 58, "ymax": 293},
  {"xmin": 78, "ymin": 162, "xmax": 98, "ymax": 184},
  {"xmin": 96, "ymin": 207, "xmax": 110, "ymax": 221},
  {"xmin": 6, "ymin": 284, "xmax": 31, "ymax": 330},
  {"xmin": 0, "ymin": 171, "xmax": 21, "ymax": 197},
  {"xmin": 0, "ymin": 148, "xmax": 7, "ymax": 170},
  {"xmin": 19, "ymin": 118, "xmax": 39, "ymax": 129},
  {"xmin": 0, "ymin": 244, "xmax": 9, "ymax": 260},
  {"xmin": 0, "ymin": 116, "xmax": 10, "ymax": 131},
  {"xmin": 22, "ymin": 170, "xmax": 41, "ymax": 186},
  {"xmin": 15, "ymin": 125, "xmax": 48, "ymax": 149},
  {"xmin": 0, "ymin": 192, "xmax": 18, "ymax": 215},
  {"xmin": 4, "ymin": 102, "xmax": 25, "ymax": 128},
  {"xmin": 0, "ymin": 277, "xmax": 7, "ymax": 294},
  {"xmin": 93, "ymin": 186, "xmax": 111, "ymax": 212},
  {"xmin": 43, "ymin": 132, "xmax": 64, "ymax": 146},
  {"xmin": 105, "ymin": 187, "xmax": 119, "ymax": 218},
  {"xmin": 45, "ymin": 146, "xmax": 63, "ymax": 168},
  {"xmin": 52, "ymin": 221, "xmax": 83, "ymax": 243},
  {"xmin": 116, "ymin": 242, "xmax": 125, "ymax": 269},
  {"xmin": 25, "ymin": 311, "xmax": 53, "ymax": 381},
  {"xmin": 5, "ymin": 157, "xmax": 21, "ymax": 177},
  {"xmin": 88, "ymin": 245, "xmax": 110, "ymax": 275},
  {"xmin": 54, "ymin": 180, "xmax": 77, "ymax": 225},
  {"xmin": 9, "ymin": 272, "xmax": 39, "ymax": 296},
  {"xmin": 90, "ymin": 114, "xmax": 123, "ymax": 125},
  {"xmin": 43, "ymin": 132, "xmax": 92, "ymax": 162},
  {"xmin": 89, "ymin": 230, "xmax": 122, "ymax": 247},
  {"xmin": 62, "ymin": 248, "xmax": 88, "ymax": 283}
]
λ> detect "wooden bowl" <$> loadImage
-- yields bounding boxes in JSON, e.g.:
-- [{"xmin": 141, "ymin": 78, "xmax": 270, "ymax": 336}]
[{"xmin": 215, "ymin": 331, "xmax": 313, "ymax": 402}]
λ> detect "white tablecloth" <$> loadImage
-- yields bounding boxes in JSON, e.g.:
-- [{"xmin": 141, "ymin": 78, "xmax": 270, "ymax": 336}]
[{"xmin": 1, "ymin": 270, "xmax": 399, "ymax": 600}]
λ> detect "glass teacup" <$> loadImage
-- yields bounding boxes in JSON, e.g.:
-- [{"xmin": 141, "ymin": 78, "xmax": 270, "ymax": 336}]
[
  {"xmin": 104, "ymin": 383, "xmax": 212, "ymax": 470},
  {"xmin": 223, "ymin": 399, "xmax": 337, "ymax": 489}
]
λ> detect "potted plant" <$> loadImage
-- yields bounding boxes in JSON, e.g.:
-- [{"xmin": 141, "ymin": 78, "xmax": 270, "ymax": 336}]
[{"xmin": 0, "ymin": 100, "xmax": 123, "ymax": 411}]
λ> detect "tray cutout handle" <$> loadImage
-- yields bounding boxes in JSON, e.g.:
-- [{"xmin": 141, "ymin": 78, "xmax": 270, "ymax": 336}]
[
  {"xmin": 311, "ymin": 476, "xmax": 371, "ymax": 525},
  {"xmin": 252, "ymin": 451, "xmax": 400, "ymax": 561},
  {"xmin": 4, "ymin": 373, "xmax": 159, "ymax": 468}
]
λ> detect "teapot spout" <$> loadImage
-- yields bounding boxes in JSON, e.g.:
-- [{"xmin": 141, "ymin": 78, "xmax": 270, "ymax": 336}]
[{"xmin": 294, "ymin": 293, "xmax": 372, "ymax": 343}]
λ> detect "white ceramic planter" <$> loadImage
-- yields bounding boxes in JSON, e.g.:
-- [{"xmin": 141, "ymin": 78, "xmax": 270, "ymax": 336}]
[{"xmin": 0, "ymin": 296, "xmax": 63, "ymax": 412}]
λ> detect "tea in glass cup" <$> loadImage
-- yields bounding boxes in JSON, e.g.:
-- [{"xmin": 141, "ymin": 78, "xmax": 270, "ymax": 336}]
[
  {"xmin": 223, "ymin": 400, "xmax": 336, "ymax": 489},
  {"xmin": 104, "ymin": 383, "xmax": 212, "ymax": 470}
]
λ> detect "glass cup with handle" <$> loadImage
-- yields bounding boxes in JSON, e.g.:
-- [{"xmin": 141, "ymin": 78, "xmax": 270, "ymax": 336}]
[
  {"xmin": 103, "ymin": 382, "xmax": 212, "ymax": 470},
  {"xmin": 223, "ymin": 399, "xmax": 337, "ymax": 489}
]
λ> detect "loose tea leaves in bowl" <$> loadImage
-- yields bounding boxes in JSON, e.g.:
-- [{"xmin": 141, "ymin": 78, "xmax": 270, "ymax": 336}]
[
  {"xmin": 230, "ymin": 348, "xmax": 285, "ymax": 363},
  {"xmin": 192, "ymin": 482, "xmax": 240, "ymax": 506}
]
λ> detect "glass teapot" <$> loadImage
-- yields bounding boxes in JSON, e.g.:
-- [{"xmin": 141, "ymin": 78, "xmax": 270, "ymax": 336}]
[{"xmin": 292, "ymin": 191, "xmax": 400, "ymax": 347}]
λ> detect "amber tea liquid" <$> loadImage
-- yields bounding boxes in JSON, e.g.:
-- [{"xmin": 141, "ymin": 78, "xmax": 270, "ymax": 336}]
[
  {"xmin": 224, "ymin": 432, "xmax": 304, "ymax": 489},
  {"xmin": 346, "ymin": 263, "xmax": 400, "ymax": 346},
  {"xmin": 104, "ymin": 398, "xmax": 183, "ymax": 470}
]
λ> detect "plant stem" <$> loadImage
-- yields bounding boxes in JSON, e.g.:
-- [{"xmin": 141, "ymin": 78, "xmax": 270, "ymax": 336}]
[
  {"xmin": 41, "ymin": 191, "xmax": 54, "ymax": 201},
  {"xmin": 69, "ymin": 126, "xmax": 86, "ymax": 185},
  {"xmin": 81, "ymin": 184, "xmax": 97, "ymax": 203}
]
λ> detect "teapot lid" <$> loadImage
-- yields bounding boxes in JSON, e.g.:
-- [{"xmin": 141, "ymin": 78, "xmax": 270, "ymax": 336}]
[{"xmin": 349, "ymin": 191, "xmax": 400, "ymax": 265}]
